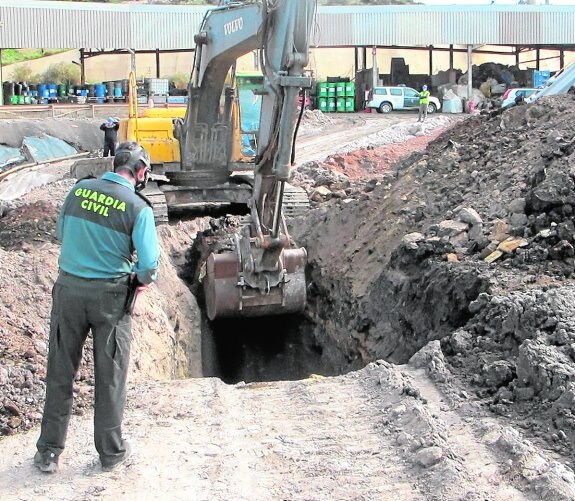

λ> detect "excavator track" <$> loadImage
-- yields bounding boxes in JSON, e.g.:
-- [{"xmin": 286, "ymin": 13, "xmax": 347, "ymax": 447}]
[
  {"xmin": 283, "ymin": 183, "xmax": 310, "ymax": 219},
  {"xmin": 141, "ymin": 182, "xmax": 169, "ymax": 225},
  {"xmin": 143, "ymin": 180, "xmax": 308, "ymax": 225}
]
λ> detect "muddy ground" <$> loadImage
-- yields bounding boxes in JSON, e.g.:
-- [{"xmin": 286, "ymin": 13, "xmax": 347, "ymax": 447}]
[{"xmin": 2, "ymin": 104, "xmax": 575, "ymax": 499}]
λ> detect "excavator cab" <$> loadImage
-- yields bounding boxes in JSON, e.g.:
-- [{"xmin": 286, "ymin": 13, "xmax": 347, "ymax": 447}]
[{"xmin": 235, "ymin": 72, "xmax": 264, "ymax": 157}]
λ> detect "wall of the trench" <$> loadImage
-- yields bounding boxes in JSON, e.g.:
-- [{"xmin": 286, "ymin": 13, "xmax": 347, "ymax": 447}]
[
  {"xmin": 304, "ymin": 233, "xmax": 575, "ymax": 459},
  {"xmin": 304, "ymin": 239, "xmax": 490, "ymax": 372}
]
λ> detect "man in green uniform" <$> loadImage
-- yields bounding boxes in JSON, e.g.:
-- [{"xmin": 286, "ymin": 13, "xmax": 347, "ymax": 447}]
[
  {"xmin": 418, "ymin": 84, "xmax": 431, "ymax": 122},
  {"xmin": 34, "ymin": 142, "xmax": 160, "ymax": 473}
]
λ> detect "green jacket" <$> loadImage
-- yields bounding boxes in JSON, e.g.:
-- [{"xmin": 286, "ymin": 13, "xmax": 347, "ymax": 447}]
[
  {"xmin": 419, "ymin": 90, "xmax": 430, "ymax": 104},
  {"xmin": 57, "ymin": 172, "xmax": 160, "ymax": 284}
]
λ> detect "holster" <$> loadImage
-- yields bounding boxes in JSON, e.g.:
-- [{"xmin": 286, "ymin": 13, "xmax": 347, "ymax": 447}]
[{"xmin": 124, "ymin": 275, "xmax": 140, "ymax": 315}]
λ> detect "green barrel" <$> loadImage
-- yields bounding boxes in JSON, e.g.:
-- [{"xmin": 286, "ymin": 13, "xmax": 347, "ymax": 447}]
[
  {"xmin": 317, "ymin": 82, "xmax": 328, "ymax": 97},
  {"xmin": 24, "ymin": 95, "xmax": 32, "ymax": 104},
  {"xmin": 10, "ymin": 95, "xmax": 19, "ymax": 105},
  {"xmin": 336, "ymin": 82, "xmax": 346, "ymax": 97},
  {"xmin": 327, "ymin": 98, "xmax": 336, "ymax": 112},
  {"xmin": 58, "ymin": 84, "xmax": 67, "ymax": 97},
  {"xmin": 17, "ymin": 95, "xmax": 25, "ymax": 105},
  {"xmin": 345, "ymin": 97, "xmax": 355, "ymax": 112},
  {"xmin": 318, "ymin": 97, "xmax": 328, "ymax": 112},
  {"xmin": 327, "ymin": 83, "xmax": 336, "ymax": 97},
  {"xmin": 345, "ymin": 81, "xmax": 355, "ymax": 97},
  {"xmin": 336, "ymin": 97, "xmax": 346, "ymax": 112},
  {"xmin": 67, "ymin": 84, "xmax": 75, "ymax": 95}
]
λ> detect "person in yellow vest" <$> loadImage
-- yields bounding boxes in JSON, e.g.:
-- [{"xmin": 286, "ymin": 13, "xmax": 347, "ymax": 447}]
[{"xmin": 418, "ymin": 85, "xmax": 431, "ymax": 122}]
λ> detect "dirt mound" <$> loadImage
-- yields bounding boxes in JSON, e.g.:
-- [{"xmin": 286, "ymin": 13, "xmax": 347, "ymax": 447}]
[
  {"xmin": 292, "ymin": 94, "xmax": 575, "ymax": 464},
  {"xmin": 0, "ymin": 201, "xmax": 59, "ymax": 250},
  {"xmin": 0, "ymin": 119, "xmax": 102, "ymax": 152},
  {"xmin": 0, "ymin": 174, "xmax": 206, "ymax": 436}
]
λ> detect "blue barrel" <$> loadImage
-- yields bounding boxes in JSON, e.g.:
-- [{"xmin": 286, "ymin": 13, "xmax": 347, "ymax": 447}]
[
  {"xmin": 95, "ymin": 84, "xmax": 106, "ymax": 98},
  {"xmin": 38, "ymin": 83, "xmax": 47, "ymax": 96},
  {"xmin": 113, "ymin": 87, "xmax": 123, "ymax": 98},
  {"xmin": 48, "ymin": 84, "xmax": 57, "ymax": 98},
  {"xmin": 81, "ymin": 89, "xmax": 88, "ymax": 97}
]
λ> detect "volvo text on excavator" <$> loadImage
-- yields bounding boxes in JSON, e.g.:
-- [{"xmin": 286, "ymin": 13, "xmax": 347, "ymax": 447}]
[{"xmin": 160, "ymin": 0, "xmax": 317, "ymax": 321}]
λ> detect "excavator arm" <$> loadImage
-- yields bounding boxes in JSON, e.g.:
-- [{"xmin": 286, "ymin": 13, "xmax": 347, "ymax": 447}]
[{"xmin": 176, "ymin": 0, "xmax": 316, "ymax": 320}]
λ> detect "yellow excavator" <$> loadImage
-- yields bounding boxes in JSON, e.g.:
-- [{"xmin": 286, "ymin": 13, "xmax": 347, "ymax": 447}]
[
  {"xmin": 118, "ymin": 0, "xmax": 316, "ymax": 321},
  {"xmin": 118, "ymin": 71, "xmax": 259, "ymax": 173},
  {"xmin": 118, "ymin": 73, "xmax": 184, "ymax": 166}
]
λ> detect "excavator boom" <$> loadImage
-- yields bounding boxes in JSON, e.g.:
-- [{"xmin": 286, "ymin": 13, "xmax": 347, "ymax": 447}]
[{"xmin": 174, "ymin": 0, "xmax": 316, "ymax": 320}]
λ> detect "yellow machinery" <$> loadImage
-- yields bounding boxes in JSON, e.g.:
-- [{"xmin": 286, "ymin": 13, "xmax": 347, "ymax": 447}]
[
  {"xmin": 118, "ymin": 72, "xmax": 184, "ymax": 167},
  {"xmin": 118, "ymin": 72, "xmax": 248, "ymax": 170}
]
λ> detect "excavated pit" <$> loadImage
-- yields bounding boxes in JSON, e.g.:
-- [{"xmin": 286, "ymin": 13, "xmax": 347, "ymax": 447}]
[
  {"xmin": 179, "ymin": 229, "xmax": 348, "ymax": 383},
  {"xmin": 200, "ymin": 316, "xmax": 330, "ymax": 384},
  {"xmin": 178, "ymin": 219, "xmax": 486, "ymax": 385}
]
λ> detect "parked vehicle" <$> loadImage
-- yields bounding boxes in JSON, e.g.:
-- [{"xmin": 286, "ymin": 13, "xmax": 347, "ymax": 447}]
[
  {"xmin": 365, "ymin": 86, "xmax": 441, "ymax": 114},
  {"xmin": 501, "ymin": 88, "xmax": 538, "ymax": 108}
]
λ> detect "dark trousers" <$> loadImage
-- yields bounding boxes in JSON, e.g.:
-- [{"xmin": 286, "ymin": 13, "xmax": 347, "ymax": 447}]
[
  {"xmin": 37, "ymin": 272, "xmax": 131, "ymax": 466},
  {"xmin": 103, "ymin": 139, "xmax": 116, "ymax": 157},
  {"xmin": 418, "ymin": 103, "xmax": 428, "ymax": 121}
]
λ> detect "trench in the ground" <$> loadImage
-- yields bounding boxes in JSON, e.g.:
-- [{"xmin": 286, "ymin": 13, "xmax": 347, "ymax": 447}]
[{"xmin": 176, "ymin": 226, "xmax": 488, "ymax": 385}]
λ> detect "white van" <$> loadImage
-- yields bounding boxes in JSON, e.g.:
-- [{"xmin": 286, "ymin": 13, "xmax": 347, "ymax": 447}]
[{"xmin": 366, "ymin": 86, "xmax": 441, "ymax": 114}]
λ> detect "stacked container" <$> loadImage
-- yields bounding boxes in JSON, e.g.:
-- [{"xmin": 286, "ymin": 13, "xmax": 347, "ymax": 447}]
[
  {"xmin": 316, "ymin": 80, "xmax": 355, "ymax": 112},
  {"xmin": 145, "ymin": 78, "xmax": 169, "ymax": 96}
]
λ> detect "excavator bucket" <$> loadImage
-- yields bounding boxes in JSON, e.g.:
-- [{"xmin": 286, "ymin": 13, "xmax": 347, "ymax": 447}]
[{"xmin": 204, "ymin": 247, "xmax": 307, "ymax": 320}]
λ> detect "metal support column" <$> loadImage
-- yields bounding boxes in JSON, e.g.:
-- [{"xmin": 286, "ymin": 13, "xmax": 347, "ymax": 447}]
[
  {"xmin": 428, "ymin": 45, "xmax": 433, "ymax": 83},
  {"xmin": 560, "ymin": 49, "xmax": 565, "ymax": 70},
  {"xmin": 467, "ymin": 45, "xmax": 473, "ymax": 111},
  {"xmin": 449, "ymin": 44, "xmax": 454, "ymax": 70},
  {"xmin": 516, "ymin": 46, "xmax": 520, "ymax": 67},
  {"xmin": 0, "ymin": 48, "xmax": 3, "ymax": 106},
  {"xmin": 80, "ymin": 48, "xmax": 85, "ymax": 86},
  {"xmin": 372, "ymin": 46, "xmax": 378, "ymax": 89},
  {"xmin": 129, "ymin": 49, "xmax": 136, "ymax": 75},
  {"xmin": 536, "ymin": 48, "xmax": 540, "ymax": 71},
  {"xmin": 355, "ymin": 47, "xmax": 359, "ymax": 72},
  {"xmin": 155, "ymin": 49, "xmax": 160, "ymax": 78}
]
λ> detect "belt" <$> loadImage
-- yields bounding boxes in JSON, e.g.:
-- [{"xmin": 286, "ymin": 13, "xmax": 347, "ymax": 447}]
[{"xmin": 59, "ymin": 270, "xmax": 130, "ymax": 283}]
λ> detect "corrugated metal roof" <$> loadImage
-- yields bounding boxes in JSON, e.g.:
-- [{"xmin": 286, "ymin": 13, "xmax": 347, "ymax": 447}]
[
  {"xmin": 0, "ymin": 1, "xmax": 574, "ymax": 49},
  {"xmin": 317, "ymin": 5, "xmax": 575, "ymax": 47},
  {"xmin": 0, "ymin": 1, "xmax": 209, "ymax": 49}
]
